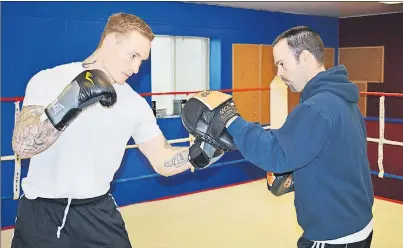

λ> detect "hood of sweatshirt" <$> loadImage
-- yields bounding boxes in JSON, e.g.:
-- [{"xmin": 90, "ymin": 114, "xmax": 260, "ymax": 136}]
[{"xmin": 300, "ymin": 65, "xmax": 359, "ymax": 103}]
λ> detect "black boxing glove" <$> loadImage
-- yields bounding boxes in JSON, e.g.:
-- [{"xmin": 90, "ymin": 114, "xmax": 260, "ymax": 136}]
[
  {"xmin": 267, "ymin": 172, "xmax": 294, "ymax": 196},
  {"xmin": 43, "ymin": 69, "xmax": 117, "ymax": 131},
  {"xmin": 189, "ymin": 138, "xmax": 224, "ymax": 169}
]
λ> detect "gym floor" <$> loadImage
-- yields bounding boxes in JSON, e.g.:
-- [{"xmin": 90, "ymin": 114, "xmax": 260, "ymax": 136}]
[{"xmin": 2, "ymin": 179, "xmax": 402, "ymax": 248}]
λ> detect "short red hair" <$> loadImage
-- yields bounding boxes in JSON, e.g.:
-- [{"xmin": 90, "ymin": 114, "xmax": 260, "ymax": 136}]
[{"xmin": 98, "ymin": 12, "xmax": 154, "ymax": 48}]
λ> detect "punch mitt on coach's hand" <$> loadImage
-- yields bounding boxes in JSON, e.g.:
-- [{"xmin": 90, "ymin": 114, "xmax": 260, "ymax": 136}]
[
  {"xmin": 266, "ymin": 172, "xmax": 294, "ymax": 196},
  {"xmin": 44, "ymin": 69, "xmax": 117, "ymax": 131},
  {"xmin": 181, "ymin": 90, "xmax": 239, "ymax": 151},
  {"xmin": 189, "ymin": 138, "xmax": 224, "ymax": 169}
]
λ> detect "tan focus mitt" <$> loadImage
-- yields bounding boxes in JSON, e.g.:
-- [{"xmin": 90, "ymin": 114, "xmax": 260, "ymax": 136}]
[{"xmin": 181, "ymin": 90, "xmax": 239, "ymax": 151}]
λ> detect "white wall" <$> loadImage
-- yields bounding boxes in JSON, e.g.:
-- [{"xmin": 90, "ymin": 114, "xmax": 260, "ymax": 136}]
[
  {"xmin": 151, "ymin": 36, "xmax": 175, "ymax": 116},
  {"xmin": 151, "ymin": 36, "xmax": 209, "ymax": 116},
  {"xmin": 174, "ymin": 37, "xmax": 209, "ymax": 101}
]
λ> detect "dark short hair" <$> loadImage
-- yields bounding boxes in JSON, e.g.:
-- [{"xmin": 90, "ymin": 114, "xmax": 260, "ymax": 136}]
[{"xmin": 272, "ymin": 26, "xmax": 324, "ymax": 65}]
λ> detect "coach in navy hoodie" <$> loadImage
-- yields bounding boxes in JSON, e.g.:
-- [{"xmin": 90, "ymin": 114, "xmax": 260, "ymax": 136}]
[{"xmin": 226, "ymin": 27, "xmax": 374, "ymax": 247}]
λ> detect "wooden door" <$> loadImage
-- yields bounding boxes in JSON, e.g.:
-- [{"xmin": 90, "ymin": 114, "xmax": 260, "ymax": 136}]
[{"xmin": 232, "ymin": 44, "xmax": 276, "ymax": 125}]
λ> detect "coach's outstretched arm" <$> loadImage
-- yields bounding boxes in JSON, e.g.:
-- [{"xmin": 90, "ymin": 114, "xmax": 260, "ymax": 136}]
[
  {"xmin": 181, "ymin": 90, "xmax": 331, "ymax": 174},
  {"xmin": 226, "ymin": 103, "xmax": 331, "ymax": 173}
]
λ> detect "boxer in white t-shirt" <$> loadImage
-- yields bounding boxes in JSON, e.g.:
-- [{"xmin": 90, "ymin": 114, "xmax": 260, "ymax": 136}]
[{"xmin": 11, "ymin": 12, "xmax": 223, "ymax": 248}]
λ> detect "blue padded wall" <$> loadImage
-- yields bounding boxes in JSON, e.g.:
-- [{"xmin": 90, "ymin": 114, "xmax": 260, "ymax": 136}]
[{"xmin": 1, "ymin": 1, "xmax": 338, "ymax": 228}]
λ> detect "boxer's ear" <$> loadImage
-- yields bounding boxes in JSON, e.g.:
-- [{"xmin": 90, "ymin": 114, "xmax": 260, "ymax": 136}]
[{"xmin": 102, "ymin": 33, "xmax": 118, "ymax": 48}]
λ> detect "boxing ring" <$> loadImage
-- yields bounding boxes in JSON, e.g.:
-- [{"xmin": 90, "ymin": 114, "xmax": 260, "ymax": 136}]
[{"xmin": 1, "ymin": 86, "xmax": 403, "ymax": 248}]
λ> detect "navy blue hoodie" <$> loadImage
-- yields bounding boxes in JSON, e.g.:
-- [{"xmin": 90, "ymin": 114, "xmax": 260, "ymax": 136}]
[{"xmin": 227, "ymin": 65, "xmax": 374, "ymax": 241}]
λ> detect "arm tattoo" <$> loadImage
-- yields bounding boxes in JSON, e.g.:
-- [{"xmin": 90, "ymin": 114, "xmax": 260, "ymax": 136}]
[
  {"xmin": 12, "ymin": 106, "xmax": 61, "ymax": 158},
  {"xmin": 164, "ymin": 150, "xmax": 189, "ymax": 168},
  {"xmin": 163, "ymin": 139, "xmax": 189, "ymax": 168}
]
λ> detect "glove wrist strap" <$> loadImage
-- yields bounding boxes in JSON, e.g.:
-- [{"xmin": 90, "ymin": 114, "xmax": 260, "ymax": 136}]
[{"xmin": 189, "ymin": 141, "xmax": 220, "ymax": 169}]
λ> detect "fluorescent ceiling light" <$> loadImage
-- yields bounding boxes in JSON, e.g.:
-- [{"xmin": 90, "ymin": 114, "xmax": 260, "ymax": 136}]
[{"xmin": 380, "ymin": 2, "xmax": 403, "ymax": 4}]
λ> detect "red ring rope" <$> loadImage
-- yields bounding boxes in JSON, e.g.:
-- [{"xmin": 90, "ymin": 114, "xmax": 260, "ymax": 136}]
[
  {"xmin": 1, "ymin": 97, "xmax": 24, "ymax": 102},
  {"xmin": 1, "ymin": 88, "xmax": 403, "ymax": 102},
  {"xmin": 0, "ymin": 88, "xmax": 270, "ymax": 102}
]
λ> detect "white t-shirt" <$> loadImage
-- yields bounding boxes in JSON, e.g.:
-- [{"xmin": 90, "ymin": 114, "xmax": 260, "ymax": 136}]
[{"xmin": 21, "ymin": 62, "xmax": 162, "ymax": 199}]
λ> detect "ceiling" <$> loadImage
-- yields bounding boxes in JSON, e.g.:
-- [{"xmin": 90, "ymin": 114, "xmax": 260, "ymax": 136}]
[{"xmin": 200, "ymin": 1, "xmax": 403, "ymax": 18}]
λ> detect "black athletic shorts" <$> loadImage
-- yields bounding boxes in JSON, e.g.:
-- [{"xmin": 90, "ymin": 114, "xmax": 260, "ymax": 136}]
[
  {"xmin": 11, "ymin": 193, "xmax": 132, "ymax": 248},
  {"xmin": 297, "ymin": 231, "xmax": 373, "ymax": 248}
]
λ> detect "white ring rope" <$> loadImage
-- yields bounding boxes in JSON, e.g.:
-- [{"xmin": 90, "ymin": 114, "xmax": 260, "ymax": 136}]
[
  {"xmin": 2, "ymin": 116, "xmax": 403, "ymax": 162},
  {"xmin": 0, "ymin": 125, "xmax": 272, "ymax": 162},
  {"xmin": 377, "ymin": 96, "xmax": 385, "ymax": 178},
  {"xmin": 13, "ymin": 102, "xmax": 22, "ymax": 199},
  {"xmin": 0, "ymin": 137, "xmax": 198, "ymax": 161},
  {"xmin": 367, "ymin": 138, "xmax": 403, "ymax": 146}
]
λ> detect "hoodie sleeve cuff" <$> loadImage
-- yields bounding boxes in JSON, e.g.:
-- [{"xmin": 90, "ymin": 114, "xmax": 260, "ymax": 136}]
[{"xmin": 227, "ymin": 116, "xmax": 249, "ymax": 139}]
